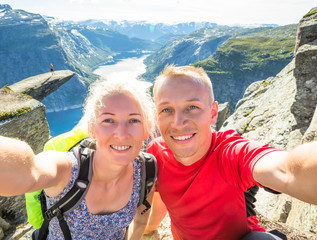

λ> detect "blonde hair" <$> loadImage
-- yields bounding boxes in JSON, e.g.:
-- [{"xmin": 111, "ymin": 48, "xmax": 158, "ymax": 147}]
[
  {"xmin": 82, "ymin": 78, "xmax": 155, "ymax": 137},
  {"xmin": 153, "ymin": 65, "xmax": 214, "ymax": 104}
]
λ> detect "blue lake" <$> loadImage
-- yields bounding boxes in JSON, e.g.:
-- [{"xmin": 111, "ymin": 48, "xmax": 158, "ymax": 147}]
[
  {"xmin": 46, "ymin": 55, "xmax": 150, "ymax": 137},
  {"xmin": 46, "ymin": 107, "xmax": 83, "ymax": 137}
]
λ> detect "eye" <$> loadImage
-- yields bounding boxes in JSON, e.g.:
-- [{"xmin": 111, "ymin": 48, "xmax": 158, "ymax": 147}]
[
  {"xmin": 103, "ymin": 118, "xmax": 114, "ymax": 123},
  {"xmin": 188, "ymin": 105, "xmax": 199, "ymax": 110},
  {"xmin": 161, "ymin": 108, "xmax": 171, "ymax": 113},
  {"xmin": 129, "ymin": 118, "xmax": 141, "ymax": 123}
]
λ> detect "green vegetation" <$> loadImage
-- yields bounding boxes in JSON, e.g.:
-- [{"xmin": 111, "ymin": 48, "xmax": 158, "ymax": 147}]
[
  {"xmin": 242, "ymin": 116, "xmax": 255, "ymax": 134},
  {"xmin": 2, "ymin": 85, "xmax": 13, "ymax": 93},
  {"xmin": 253, "ymin": 80, "xmax": 270, "ymax": 92},
  {"xmin": 194, "ymin": 36, "xmax": 294, "ymax": 77},
  {"xmin": 260, "ymin": 81, "xmax": 270, "ymax": 87},
  {"xmin": 189, "ymin": 25, "xmax": 297, "ymax": 109},
  {"xmin": 243, "ymin": 108, "xmax": 255, "ymax": 117},
  {"xmin": 303, "ymin": 9, "xmax": 317, "ymax": 18},
  {"xmin": 192, "ymin": 33, "xmax": 295, "ymax": 105},
  {"xmin": 0, "ymin": 107, "xmax": 31, "ymax": 121}
]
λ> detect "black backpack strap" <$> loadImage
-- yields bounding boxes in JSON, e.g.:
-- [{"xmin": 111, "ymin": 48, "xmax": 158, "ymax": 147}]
[
  {"xmin": 36, "ymin": 140, "xmax": 94, "ymax": 240},
  {"xmin": 138, "ymin": 152, "xmax": 157, "ymax": 215},
  {"xmin": 244, "ymin": 185, "xmax": 259, "ymax": 217},
  {"xmin": 244, "ymin": 185, "xmax": 281, "ymax": 218},
  {"xmin": 263, "ymin": 186, "xmax": 281, "ymax": 194}
]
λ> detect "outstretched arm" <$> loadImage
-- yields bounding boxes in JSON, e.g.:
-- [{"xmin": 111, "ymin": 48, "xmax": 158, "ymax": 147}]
[
  {"xmin": 0, "ymin": 136, "xmax": 72, "ymax": 197},
  {"xmin": 144, "ymin": 192, "xmax": 167, "ymax": 235},
  {"xmin": 253, "ymin": 141, "xmax": 317, "ymax": 204}
]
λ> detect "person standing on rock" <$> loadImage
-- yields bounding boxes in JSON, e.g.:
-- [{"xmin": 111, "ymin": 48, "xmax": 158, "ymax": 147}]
[
  {"xmin": 0, "ymin": 79, "xmax": 156, "ymax": 240},
  {"xmin": 50, "ymin": 63, "xmax": 54, "ymax": 75},
  {"xmin": 144, "ymin": 65, "xmax": 317, "ymax": 240}
]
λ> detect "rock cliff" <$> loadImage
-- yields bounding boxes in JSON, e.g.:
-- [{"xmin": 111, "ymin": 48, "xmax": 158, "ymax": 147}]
[
  {"xmin": 9, "ymin": 70, "xmax": 75, "ymax": 101},
  {"xmin": 0, "ymin": 70, "xmax": 75, "ymax": 239},
  {"xmin": 221, "ymin": 7, "xmax": 317, "ymax": 236}
]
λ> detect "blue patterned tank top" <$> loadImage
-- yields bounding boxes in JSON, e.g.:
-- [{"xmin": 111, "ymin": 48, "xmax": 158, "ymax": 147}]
[{"xmin": 45, "ymin": 152, "xmax": 142, "ymax": 240}]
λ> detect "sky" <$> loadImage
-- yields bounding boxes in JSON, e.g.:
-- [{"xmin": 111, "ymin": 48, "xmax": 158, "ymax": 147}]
[{"xmin": 2, "ymin": 0, "xmax": 317, "ymax": 25}]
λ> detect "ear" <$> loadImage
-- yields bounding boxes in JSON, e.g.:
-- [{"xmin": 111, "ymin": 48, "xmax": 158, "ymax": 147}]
[{"xmin": 210, "ymin": 101, "xmax": 218, "ymax": 125}]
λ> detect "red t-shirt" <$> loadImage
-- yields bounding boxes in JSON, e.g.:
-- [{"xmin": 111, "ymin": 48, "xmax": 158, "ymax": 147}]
[{"xmin": 147, "ymin": 130, "xmax": 279, "ymax": 240}]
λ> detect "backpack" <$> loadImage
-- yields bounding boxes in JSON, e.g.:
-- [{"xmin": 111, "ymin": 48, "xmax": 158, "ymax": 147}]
[{"xmin": 25, "ymin": 128, "xmax": 157, "ymax": 240}]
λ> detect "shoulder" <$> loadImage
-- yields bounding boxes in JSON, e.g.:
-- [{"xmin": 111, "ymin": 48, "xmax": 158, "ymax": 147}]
[
  {"xmin": 214, "ymin": 129, "xmax": 241, "ymax": 141},
  {"xmin": 212, "ymin": 129, "xmax": 251, "ymax": 148},
  {"xmin": 147, "ymin": 136, "xmax": 170, "ymax": 159}
]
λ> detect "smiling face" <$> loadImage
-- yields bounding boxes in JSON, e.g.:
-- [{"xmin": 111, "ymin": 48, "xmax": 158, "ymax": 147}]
[
  {"xmin": 155, "ymin": 76, "xmax": 218, "ymax": 166},
  {"xmin": 90, "ymin": 92, "xmax": 148, "ymax": 165}
]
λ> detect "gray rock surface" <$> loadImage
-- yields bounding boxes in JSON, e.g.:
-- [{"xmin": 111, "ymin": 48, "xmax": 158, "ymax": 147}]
[
  {"xmin": 302, "ymin": 106, "xmax": 317, "ymax": 143},
  {"xmin": 291, "ymin": 38, "xmax": 317, "ymax": 130},
  {"xmin": 212, "ymin": 102, "xmax": 230, "ymax": 131},
  {"xmin": 0, "ymin": 87, "xmax": 49, "ymax": 154},
  {"xmin": 294, "ymin": 7, "xmax": 317, "ymax": 52},
  {"xmin": 9, "ymin": 70, "xmax": 75, "ymax": 101},
  {"xmin": 221, "ymin": 7, "xmax": 317, "ymax": 236}
]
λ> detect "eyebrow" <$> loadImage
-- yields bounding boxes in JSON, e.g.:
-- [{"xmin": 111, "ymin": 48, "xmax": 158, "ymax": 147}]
[{"xmin": 100, "ymin": 112, "xmax": 141, "ymax": 116}]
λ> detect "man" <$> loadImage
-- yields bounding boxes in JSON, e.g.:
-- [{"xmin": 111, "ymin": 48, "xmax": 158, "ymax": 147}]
[
  {"xmin": 50, "ymin": 63, "xmax": 54, "ymax": 75},
  {"xmin": 145, "ymin": 65, "xmax": 317, "ymax": 239}
]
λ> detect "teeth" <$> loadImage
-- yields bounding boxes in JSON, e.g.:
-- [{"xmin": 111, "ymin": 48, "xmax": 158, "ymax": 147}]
[
  {"xmin": 111, "ymin": 145, "xmax": 130, "ymax": 151},
  {"xmin": 173, "ymin": 135, "xmax": 193, "ymax": 141}
]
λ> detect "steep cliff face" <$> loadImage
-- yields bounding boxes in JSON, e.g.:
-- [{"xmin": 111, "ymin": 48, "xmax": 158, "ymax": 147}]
[
  {"xmin": 0, "ymin": 71, "xmax": 75, "ymax": 239},
  {"xmin": 291, "ymin": 7, "xmax": 317, "ymax": 130},
  {"xmin": 221, "ymin": 7, "xmax": 317, "ymax": 235}
]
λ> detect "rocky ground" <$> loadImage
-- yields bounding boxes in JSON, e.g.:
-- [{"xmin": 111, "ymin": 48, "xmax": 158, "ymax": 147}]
[
  {"xmin": 142, "ymin": 213, "xmax": 317, "ymax": 240},
  {"xmin": 3, "ymin": 212, "xmax": 317, "ymax": 240}
]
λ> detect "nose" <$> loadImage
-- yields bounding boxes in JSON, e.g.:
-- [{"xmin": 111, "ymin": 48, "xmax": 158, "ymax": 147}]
[
  {"xmin": 172, "ymin": 109, "xmax": 187, "ymax": 129},
  {"xmin": 114, "ymin": 122, "xmax": 129, "ymax": 139}
]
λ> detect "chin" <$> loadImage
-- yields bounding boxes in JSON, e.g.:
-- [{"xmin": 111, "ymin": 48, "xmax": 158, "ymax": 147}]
[{"xmin": 113, "ymin": 157, "xmax": 134, "ymax": 165}]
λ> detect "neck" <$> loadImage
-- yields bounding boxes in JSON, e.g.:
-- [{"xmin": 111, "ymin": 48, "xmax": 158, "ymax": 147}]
[{"xmin": 92, "ymin": 150, "xmax": 133, "ymax": 185}]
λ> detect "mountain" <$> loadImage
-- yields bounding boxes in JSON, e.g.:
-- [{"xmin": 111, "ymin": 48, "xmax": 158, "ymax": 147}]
[
  {"xmin": 52, "ymin": 19, "xmax": 161, "ymax": 55},
  {"xmin": 141, "ymin": 24, "xmax": 297, "ymax": 110},
  {"xmin": 0, "ymin": 5, "xmax": 101, "ymax": 111},
  {"xmin": 77, "ymin": 20, "xmax": 218, "ymax": 42},
  {"xmin": 194, "ymin": 24, "xmax": 297, "ymax": 110},
  {"xmin": 0, "ymin": 4, "xmax": 297, "ymax": 113},
  {"xmin": 141, "ymin": 26, "xmax": 245, "ymax": 81},
  {"xmin": 0, "ymin": 5, "xmax": 160, "ymax": 111}
]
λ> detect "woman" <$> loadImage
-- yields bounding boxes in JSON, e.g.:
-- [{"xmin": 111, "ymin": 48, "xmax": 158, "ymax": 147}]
[{"xmin": 0, "ymin": 78, "xmax": 156, "ymax": 239}]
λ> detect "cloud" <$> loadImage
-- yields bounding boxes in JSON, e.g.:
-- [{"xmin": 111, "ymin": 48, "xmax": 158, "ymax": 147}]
[{"xmin": 4, "ymin": 0, "xmax": 316, "ymax": 25}]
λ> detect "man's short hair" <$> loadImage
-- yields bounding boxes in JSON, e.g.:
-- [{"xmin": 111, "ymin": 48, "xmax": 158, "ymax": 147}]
[{"xmin": 153, "ymin": 65, "xmax": 214, "ymax": 104}]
